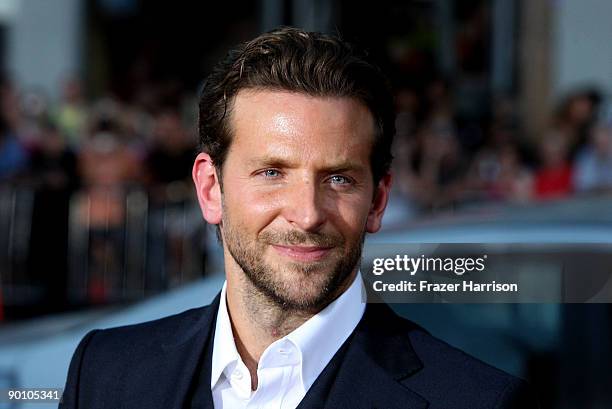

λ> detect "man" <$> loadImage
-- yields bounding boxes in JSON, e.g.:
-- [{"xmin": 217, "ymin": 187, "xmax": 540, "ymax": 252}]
[{"xmin": 60, "ymin": 27, "xmax": 537, "ymax": 408}]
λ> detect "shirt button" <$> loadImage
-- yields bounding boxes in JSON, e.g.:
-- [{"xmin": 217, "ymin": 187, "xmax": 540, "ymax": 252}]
[{"xmin": 233, "ymin": 370, "xmax": 243, "ymax": 380}]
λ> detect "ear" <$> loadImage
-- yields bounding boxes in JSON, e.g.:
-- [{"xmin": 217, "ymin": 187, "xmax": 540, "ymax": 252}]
[
  {"xmin": 192, "ymin": 152, "xmax": 222, "ymax": 225},
  {"xmin": 366, "ymin": 173, "xmax": 392, "ymax": 233}
]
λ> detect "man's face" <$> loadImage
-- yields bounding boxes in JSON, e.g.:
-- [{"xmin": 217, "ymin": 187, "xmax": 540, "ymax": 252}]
[{"xmin": 207, "ymin": 90, "xmax": 390, "ymax": 311}]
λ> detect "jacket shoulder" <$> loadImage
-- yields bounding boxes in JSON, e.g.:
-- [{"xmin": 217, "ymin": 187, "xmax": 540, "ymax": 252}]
[
  {"xmin": 404, "ymin": 328, "xmax": 537, "ymax": 408},
  {"xmin": 60, "ymin": 304, "xmax": 217, "ymax": 409},
  {"xmin": 72, "ymin": 303, "xmax": 218, "ymax": 379},
  {"xmin": 89, "ymin": 304, "xmax": 214, "ymax": 350}
]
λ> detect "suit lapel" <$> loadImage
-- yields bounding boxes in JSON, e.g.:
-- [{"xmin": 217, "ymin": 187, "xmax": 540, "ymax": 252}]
[
  {"xmin": 156, "ymin": 293, "xmax": 220, "ymax": 409},
  {"xmin": 322, "ymin": 303, "xmax": 429, "ymax": 409}
]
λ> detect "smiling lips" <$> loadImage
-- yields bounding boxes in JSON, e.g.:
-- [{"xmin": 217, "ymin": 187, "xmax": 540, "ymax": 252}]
[{"xmin": 271, "ymin": 244, "xmax": 333, "ymax": 262}]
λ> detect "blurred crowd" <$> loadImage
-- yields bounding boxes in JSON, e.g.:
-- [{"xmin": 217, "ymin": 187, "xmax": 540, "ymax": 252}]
[
  {"xmin": 3, "ymin": 78, "xmax": 611, "ymax": 216},
  {"xmin": 0, "ymin": 77, "xmax": 197, "ymax": 192},
  {"xmin": 392, "ymin": 81, "xmax": 612, "ymax": 212},
  {"xmin": 0, "ymin": 77, "xmax": 201, "ymax": 315}
]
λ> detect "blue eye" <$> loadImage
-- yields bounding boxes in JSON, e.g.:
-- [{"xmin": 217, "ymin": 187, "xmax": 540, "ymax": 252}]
[
  {"xmin": 330, "ymin": 175, "xmax": 351, "ymax": 185},
  {"xmin": 262, "ymin": 169, "xmax": 280, "ymax": 177}
]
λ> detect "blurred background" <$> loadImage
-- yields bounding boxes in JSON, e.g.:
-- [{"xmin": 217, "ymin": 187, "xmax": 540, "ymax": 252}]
[{"xmin": 0, "ymin": 0, "xmax": 611, "ymax": 408}]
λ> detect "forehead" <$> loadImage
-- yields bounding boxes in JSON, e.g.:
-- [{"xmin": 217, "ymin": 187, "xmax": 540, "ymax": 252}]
[{"xmin": 227, "ymin": 89, "xmax": 376, "ymax": 164}]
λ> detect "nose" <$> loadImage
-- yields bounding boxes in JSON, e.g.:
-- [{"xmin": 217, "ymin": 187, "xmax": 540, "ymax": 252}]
[{"xmin": 282, "ymin": 178, "xmax": 327, "ymax": 232}]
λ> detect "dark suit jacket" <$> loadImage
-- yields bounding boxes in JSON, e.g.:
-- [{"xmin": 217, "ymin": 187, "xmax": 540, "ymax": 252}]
[{"xmin": 60, "ymin": 294, "xmax": 538, "ymax": 408}]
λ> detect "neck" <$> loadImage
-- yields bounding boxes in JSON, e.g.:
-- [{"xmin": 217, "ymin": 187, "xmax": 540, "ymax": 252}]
[
  {"xmin": 225, "ymin": 270, "xmax": 313, "ymax": 372},
  {"xmin": 224, "ymin": 270, "xmax": 316, "ymax": 390}
]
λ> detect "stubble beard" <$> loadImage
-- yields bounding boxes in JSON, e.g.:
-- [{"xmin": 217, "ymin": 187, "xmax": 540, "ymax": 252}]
[{"xmin": 222, "ymin": 210, "xmax": 365, "ymax": 313}]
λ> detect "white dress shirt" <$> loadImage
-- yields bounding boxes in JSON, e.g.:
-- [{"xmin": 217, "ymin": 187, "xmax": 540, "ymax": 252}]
[{"xmin": 210, "ymin": 273, "xmax": 365, "ymax": 409}]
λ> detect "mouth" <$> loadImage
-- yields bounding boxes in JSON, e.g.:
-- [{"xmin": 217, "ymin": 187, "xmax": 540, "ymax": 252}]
[{"xmin": 271, "ymin": 244, "xmax": 334, "ymax": 262}]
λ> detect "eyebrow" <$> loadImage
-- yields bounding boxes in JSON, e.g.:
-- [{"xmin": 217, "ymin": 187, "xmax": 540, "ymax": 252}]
[{"xmin": 247, "ymin": 156, "xmax": 367, "ymax": 174}]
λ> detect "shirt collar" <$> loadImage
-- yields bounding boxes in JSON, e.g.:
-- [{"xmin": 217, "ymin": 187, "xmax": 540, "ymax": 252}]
[
  {"xmin": 210, "ymin": 281, "xmax": 241, "ymax": 389},
  {"xmin": 286, "ymin": 272, "xmax": 365, "ymax": 391},
  {"xmin": 210, "ymin": 273, "xmax": 366, "ymax": 391}
]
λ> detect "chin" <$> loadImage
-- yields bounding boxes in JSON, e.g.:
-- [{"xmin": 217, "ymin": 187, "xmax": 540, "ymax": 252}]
[{"xmin": 266, "ymin": 266, "xmax": 345, "ymax": 309}]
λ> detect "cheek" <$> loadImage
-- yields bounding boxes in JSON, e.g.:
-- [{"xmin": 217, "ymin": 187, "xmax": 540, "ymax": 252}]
[
  {"xmin": 331, "ymin": 198, "xmax": 372, "ymax": 235},
  {"xmin": 224, "ymin": 186, "xmax": 281, "ymax": 228}
]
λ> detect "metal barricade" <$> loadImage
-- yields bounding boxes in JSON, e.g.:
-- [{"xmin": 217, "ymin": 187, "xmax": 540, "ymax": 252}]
[
  {"xmin": 67, "ymin": 185, "xmax": 206, "ymax": 306},
  {"xmin": 0, "ymin": 184, "xmax": 207, "ymax": 320},
  {"xmin": 0, "ymin": 186, "xmax": 35, "ymax": 316}
]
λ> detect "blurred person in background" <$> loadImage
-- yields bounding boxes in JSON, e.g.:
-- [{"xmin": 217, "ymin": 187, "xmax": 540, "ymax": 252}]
[
  {"xmin": 553, "ymin": 89, "xmax": 601, "ymax": 159},
  {"xmin": 533, "ymin": 131, "xmax": 573, "ymax": 200},
  {"xmin": 77, "ymin": 113, "xmax": 142, "ymax": 303},
  {"xmin": 466, "ymin": 117, "xmax": 531, "ymax": 203},
  {"xmin": 55, "ymin": 77, "xmax": 89, "ymax": 148},
  {"xmin": 0, "ymin": 81, "xmax": 28, "ymax": 182},
  {"xmin": 145, "ymin": 107, "xmax": 199, "ymax": 288},
  {"xmin": 27, "ymin": 119, "xmax": 79, "ymax": 312},
  {"xmin": 145, "ymin": 108, "xmax": 195, "ymax": 198},
  {"xmin": 424, "ymin": 77, "xmax": 453, "ymax": 124},
  {"xmin": 389, "ymin": 86, "xmax": 422, "ymax": 220},
  {"xmin": 0, "ymin": 118, "xmax": 28, "ymax": 182},
  {"xmin": 29, "ymin": 120, "xmax": 79, "ymax": 191},
  {"xmin": 573, "ymin": 120, "xmax": 612, "ymax": 193},
  {"xmin": 116, "ymin": 101, "xmax": 154, "ymax": 154},
  {"xmin": 469, "ymin": 141, "xmax": 533, "ymax": 203},
  {"xmin": 407, "ymin": 117, "xmax": 470, "ymax": 211},
  {"xmin": 19, "ymin": 88, "xmax": 52, "ymax": 148}
]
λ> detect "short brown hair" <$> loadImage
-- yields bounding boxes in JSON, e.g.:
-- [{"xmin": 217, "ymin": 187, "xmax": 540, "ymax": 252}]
[{"xmin": 198, "ymin": 26, "xmax": 395, "ymax": 185}]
